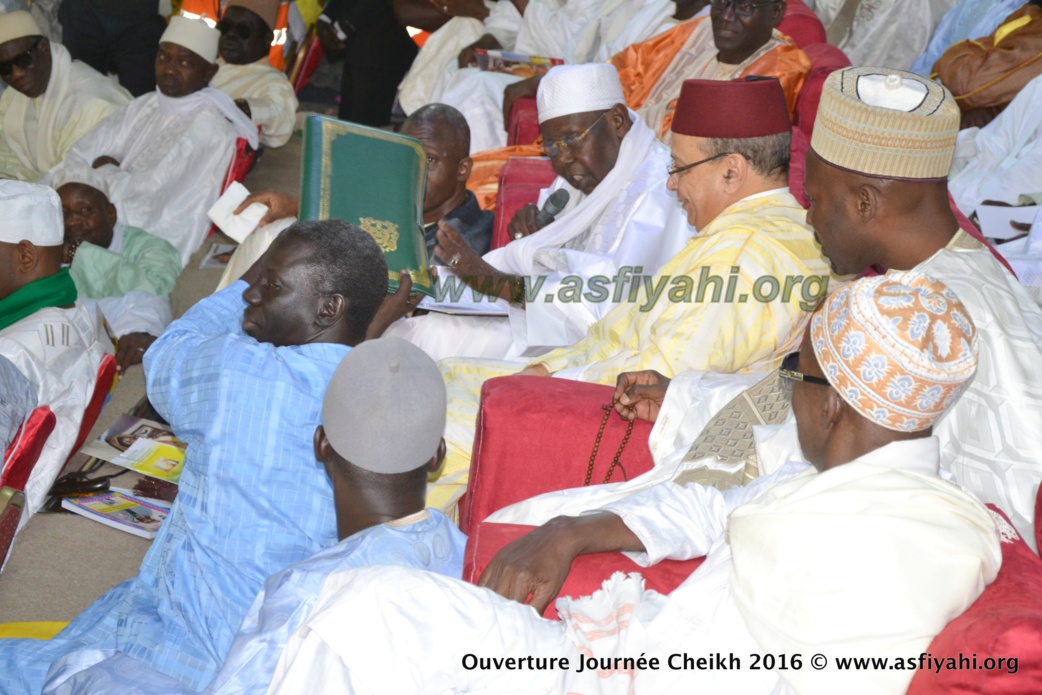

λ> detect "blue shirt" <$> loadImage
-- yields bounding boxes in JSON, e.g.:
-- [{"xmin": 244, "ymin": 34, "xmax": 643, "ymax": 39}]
[
  {"xmin": 0, "ymin": 281, "xmax": 349, "ymax": 692},
  {"xmin": 40, "ymin": 511, "xmax": 466, "ymax": 695}
]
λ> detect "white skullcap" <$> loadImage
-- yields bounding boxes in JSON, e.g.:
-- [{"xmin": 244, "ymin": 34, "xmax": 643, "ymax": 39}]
[
  {"xmin": 52, "ymin": 166, "xmax": 109, "ymax": 199},
  {"xmin": 0, "ymin": 11, "xmax": 41, "ymax": 46},
  {"xmin": 161, "ymin": 15, "xmax": 220, "ymax": 64},
  {"xmin": 0, "ymin": 181, "xmax": 63, "ymax": 246},
  {"xmin": 321, "ymin": 337, "xmax": 446, "ymax": 474},
  {"xmin": 537, "ymin": 63, "xmax": 624, "ymax": 124}
]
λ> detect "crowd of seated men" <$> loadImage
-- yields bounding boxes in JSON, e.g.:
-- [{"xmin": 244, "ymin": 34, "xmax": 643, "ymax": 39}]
[{"xmin": 0, "ymin": 1, "xmax": 1041, "ymax": 693}]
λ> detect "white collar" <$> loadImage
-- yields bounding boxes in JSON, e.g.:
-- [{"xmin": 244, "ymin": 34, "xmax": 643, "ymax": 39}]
[
  {"xmin": 846, "ymin": 436, "xmax": 941, "ymax": 477},
  {"xmin": 108, "ymin": 223, "xmax": 125, "ymax": 254}
]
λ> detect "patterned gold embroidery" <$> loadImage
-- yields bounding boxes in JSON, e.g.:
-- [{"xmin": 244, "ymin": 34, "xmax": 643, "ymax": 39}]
[{"xmin": 360, "ymin": 217, "xmax": 399, "ymax": 252}]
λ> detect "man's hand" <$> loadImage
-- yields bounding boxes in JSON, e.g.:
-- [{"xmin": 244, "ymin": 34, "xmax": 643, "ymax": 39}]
[
  {"xmin": 613, "ymin": 370, "xmax": 671, "ymax": 423},
  {"xmin": 316, "ymin": 20, "xmax": 346, "ymax": 59},
  {"xmin": 457, "ymin": 34, "xmax": 501, "ymax": 68},
  {"xmin": 478, "ymin": 516, "xmax": 585, "ymax": 613},
  {"xmin": 516, "ymin": 363, "xmax": 550, "ymax": 377},
  {"xmin": 502, "ymin": 76, "xmax": 541, "ymax": 126},
  {"xmin": 92, "ymin": 156, "xmax": 120, "ymax": 169},
  {"xmin": 507, "ymin": 203, "xmax": 541, "ymax": 241},
  {"xmin": 234, "ymin": 189, "xmax": 299, "ymax": 226},
  {"xmin": 365, "ymin": 270, "xmax": 423, "ymax": 339},
  {"xmin": 234, "ymin": 98, "xmax": 252, "ymax": 118},
  {"xmin": 116, "ymin": 332, "xmax": 158, "ymax": 372}
]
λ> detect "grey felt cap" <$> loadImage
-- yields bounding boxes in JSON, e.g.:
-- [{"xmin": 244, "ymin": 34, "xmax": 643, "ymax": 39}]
[{"xmin": 322, "ymin": 337, "xmax": 446, "ymax": 474}]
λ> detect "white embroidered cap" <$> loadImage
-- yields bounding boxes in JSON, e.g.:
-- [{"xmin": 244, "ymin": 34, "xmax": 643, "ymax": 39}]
[
  {"xmin": 537, "ymin": 63, "xmax": 624, "ymax": 124},
  {"xmin": 160, "ymin": 15, "xmax": 220, "ymax": 64},
  {"xmin": 0, "ymin": 181, "xmax": 63, "ymax": 246},
  {"xmin": 52, "ymin": 165, "xmax": 109, "ymax": 199}
]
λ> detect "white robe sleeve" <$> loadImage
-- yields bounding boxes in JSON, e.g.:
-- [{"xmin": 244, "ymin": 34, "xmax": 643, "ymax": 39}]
[{"xmin": 80, "ymin": 291, "xmax": 173, "ymax": 339}]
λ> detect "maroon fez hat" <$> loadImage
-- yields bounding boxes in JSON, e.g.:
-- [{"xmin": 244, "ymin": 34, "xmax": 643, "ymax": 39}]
[{"xmin": 671, "ymin": 76, "xmax": 791, "ymax": 138}]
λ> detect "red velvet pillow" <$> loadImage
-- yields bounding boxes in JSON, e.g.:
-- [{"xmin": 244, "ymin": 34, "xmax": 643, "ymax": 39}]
[
  {"xmin": 459, "ymin": 376, "xmax": 656, "ymax": 534},
  {"xmin": 907, "ymin": 506, "xmax": 1042, "ymax": 694},
  {"xmin": 490, "ymin": 157, "xmax": 557, "ymax": 251},
  {"xmin": 464, "ymin": 521, "xmax": 705, "ymax": 620},
  {"xmin": 1, "ymin": 406, "xmax": 56, "ymax": 491}
]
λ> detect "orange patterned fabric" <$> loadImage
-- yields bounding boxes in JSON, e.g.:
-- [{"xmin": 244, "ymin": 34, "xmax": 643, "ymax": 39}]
[
  {"xmin": 811, "ymin": 273, "xmax": 979, "ymax": 432},
  {"xmin": 610, "ymin": 18, "xmax": 810, "ymax": 136}
]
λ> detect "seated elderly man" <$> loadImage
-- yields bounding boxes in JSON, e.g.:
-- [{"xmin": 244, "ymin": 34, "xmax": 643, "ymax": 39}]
[
  {"xmin": 0, "ymin": 220, "xmax": 388, "ymax": 693},
  {"xmin": 0, "ymin": 10, "xmax": 130, "ymax": 181},
  {"xmin": 211, "ymin": 0, "xmax": 298, "ymax": 149},
  {"xmin": 804, "ymin": 66, "xmax": 1042, "ymax": 546},
  {"xmin": 219, "ymin": 103, "xmax": 493, "ymax": 293},
  {"xmin": 933, "ymin": 0, "xmax": 1042, "ymax": 128},
  {"xmin": 0, "ymin": 181, "xmax": 110, "ymax": 527},
  {"xmin": 427, "ymin": 76, "xmax": 832, "ymax": 514},
  {"xmin": 449, "ymin": 0, "xmax": 809, "ymax": 152},
  {"xmin": 41, "ymin": 338, "xmax": 468, "ymax": 694},
  {"xmin": 51, "ymin": 15, "xmax": 258, "ymax": 265},
  {"xmin": 253, "ymin": 274, "xmax": 1000, "ymax": 695},
  {"xmin": 374, "ymin": 64, "xmax": 690, "ymax": 361},
  {"xmin": 53, "ymin": 167, "xmax": 181, "ymax": 372}
]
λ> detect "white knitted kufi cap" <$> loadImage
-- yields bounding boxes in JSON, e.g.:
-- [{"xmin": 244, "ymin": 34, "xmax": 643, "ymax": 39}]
[
  {"xmin": 160, "ymin": 15, "xmax": 220, "ymax": 64},
  {"xmin": 537, "ymin": 63, "xmax": 624, "ymax": 124},
  {"xmin": 52, "ymin": 165, "xmax": 109, "ymax": 199},
  {"xmin": 322, "ymin": 337, "xmax": 447, "ymax": 474},
  {"xmin": 0, "ymin": 181, "xmax": 63, "ymax": 246},
  {"xmin": 0, "ymin": 11, "xmax": 41, "ymax": 45}
]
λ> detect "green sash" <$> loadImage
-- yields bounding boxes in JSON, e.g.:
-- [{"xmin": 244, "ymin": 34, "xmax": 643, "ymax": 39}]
[{"xmin": 0, "ymin": 269, "xmax": 78, "ymax": 332}]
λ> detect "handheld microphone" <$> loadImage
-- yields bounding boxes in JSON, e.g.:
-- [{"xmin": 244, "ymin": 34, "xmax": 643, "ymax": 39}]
[{"xmin": 534, "ymin": 189, "xmax": 570, "ymax": 229}]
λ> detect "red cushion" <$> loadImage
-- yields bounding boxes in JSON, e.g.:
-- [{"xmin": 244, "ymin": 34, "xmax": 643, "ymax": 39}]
[
  {"xmin": 490, "ymin": 157, "xmax": 557, "ymax": 250},
  {"xmin": 778, "ymin": 0, "xmax": 827, "ymax": 48},
  {"xmin": 1036, "ymin": 486, "xmax": 1042, "ymax": 556},
  {"xmin": 464, "ymin": 521, "xmax": 705, "ymax": 619},
  {"xmin": 793, "ymin": 43, "xmax": 852, "ymax": 136},
  {"xmin": 907, "ymin": 505, "xmax": 1042, "ymax": 694},
  {"xmin": 68, "ymin": 354, "xmax": 116, "ymax": 462},
  {"xmin": 507, "ymin": 97, "xmax": 540, "ymax": 147},
  {"xmin": 459, "ymin": 375, "xmax": 655, "ymax": 534},
  {"xmin": 1, "ymin": 406, "xmax": 56, "ymax": 491}
]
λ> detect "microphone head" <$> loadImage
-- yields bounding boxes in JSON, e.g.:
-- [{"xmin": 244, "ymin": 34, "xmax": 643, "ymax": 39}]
[{"xmin": 544, "ymin": 188, "xmax": 570, "ymax": 217}]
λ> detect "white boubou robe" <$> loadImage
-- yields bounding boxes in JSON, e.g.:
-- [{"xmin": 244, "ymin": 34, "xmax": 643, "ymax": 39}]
[{"xmin": 211, "ymin": 58, "xmax": 297, "ymax": 149}]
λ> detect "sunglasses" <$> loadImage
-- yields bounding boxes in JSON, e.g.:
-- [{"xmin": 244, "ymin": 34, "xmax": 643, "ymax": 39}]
[
  {"xmin": 216, "ymin": 19, "xmax": 253, "ymax": 40},
  {"xmin": 778, "ymin": 351, "xmax": 831, "ymax": 387},
  {"xmin": 0, "ymin": 36, "xmax": 43, "ymax": 77}
]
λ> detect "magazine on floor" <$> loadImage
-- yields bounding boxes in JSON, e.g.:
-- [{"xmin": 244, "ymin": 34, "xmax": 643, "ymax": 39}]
[{"xmin": 61, "ymin": 490, "xmax": 170, "ymax": 539}]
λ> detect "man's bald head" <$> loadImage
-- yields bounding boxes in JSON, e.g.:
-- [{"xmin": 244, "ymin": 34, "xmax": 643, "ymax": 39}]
[{"xmin": 402, "ymin": 104, "xmax": 473, "ymax": 221}]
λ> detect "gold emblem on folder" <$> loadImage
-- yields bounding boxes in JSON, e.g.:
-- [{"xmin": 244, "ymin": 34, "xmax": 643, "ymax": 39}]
[{"xmin": 359, "ymin": 217, "xmax": 400, "ymax": 253}]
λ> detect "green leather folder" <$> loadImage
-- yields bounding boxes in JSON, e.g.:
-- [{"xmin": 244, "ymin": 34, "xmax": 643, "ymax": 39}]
[{"xmin": 300, "ymin": 115, "xmax": 433, "ymax": 296}]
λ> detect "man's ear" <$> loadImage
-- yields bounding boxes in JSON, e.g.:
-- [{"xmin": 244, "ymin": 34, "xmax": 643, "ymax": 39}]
[
  {"xmin": 722, "ymin": 153, "xmax": 748, "ymax": 192},
  {"xmin": 204, "ymin": 61, "xmax": 220, "ymax": 84},
  {"xmin": 768, "ymin": 1, "xmax": 787, "ymax": 28},
  {"xmin": 458, "ymin": 156, "xmax": 473, "ymax": 183},
  {"xmin": 315, "ymin": 293, "xmax": 347, "ymax": 328},
  {"xmin": 15, "ymin": 240, "xmax": 38, "ymax": 273},
  {"xmin": 106, "ymin": 202, "xmax": 118, "ymax": 229},
  {"xmin": 314, "ymin": 424, "xmax": 333, "ymax": 462},
  {"xmin": 855, "ymin": 182, "xmax": 881, "ymax": 223},
  {"xmin": 426, "ymin": 438, "xmax": 447, "ymax": 474},
  {"xmin": 609, "ymin": 103, "xmax": 631, "ymax": 138},
  {"xmin": 822, "ymin": 387, "xmax": 845, "ymax": 434}
]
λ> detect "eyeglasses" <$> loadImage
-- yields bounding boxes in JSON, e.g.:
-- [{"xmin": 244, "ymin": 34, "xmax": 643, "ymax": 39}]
[
  {"xmin": 216, "ymin": 19, "xmax": 253, "ymax": 40},
  {"xmin": 666, "ymin": 151, "xmax": 731, "ymax": 180},
  {"xmin": 540, "ymin": 111, "xmax": 607, "ymax": 158},
  {"xmin": 709, "ymin": 0, "xmax": 782, "ymax": 18},
  {"xmin": 778, "ymin": 351, "xmax": 831, "ymax": 387},
  {"xmin": 0, "ymin": 36, "xmax": 43, "ymax": 77}
]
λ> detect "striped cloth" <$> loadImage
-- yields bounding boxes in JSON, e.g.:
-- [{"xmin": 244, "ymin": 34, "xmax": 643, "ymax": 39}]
[{"xmin": 0, "ymin": 282, "xmax": 348, "ymax": 692}]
